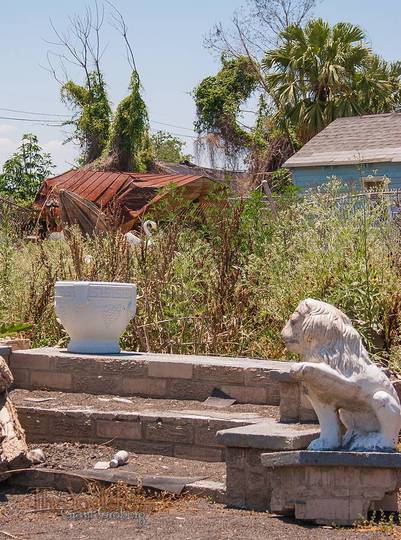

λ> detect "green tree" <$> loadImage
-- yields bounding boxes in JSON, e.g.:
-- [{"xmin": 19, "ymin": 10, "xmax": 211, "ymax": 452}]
[
  {"xmin": 61, "ymin": 71, "xmax": 112, "ymax": 165},
  {"xmin": 151, "ymin": 131, "xmax": 190, "ymax": 163},
  {"xmin": 101, "ymin": 71, "xmax": 152, "ymax": 171},
  {"xmin": 0, "ymin": 134, "xmax": 54, "ymax": 202},
  {"xmin": 194, "ymin": 56, "xmax": 258, "ymax": 152},
  {"xmin": 263, "ymin": 19, "xmax": 401, "ymax": 143}
]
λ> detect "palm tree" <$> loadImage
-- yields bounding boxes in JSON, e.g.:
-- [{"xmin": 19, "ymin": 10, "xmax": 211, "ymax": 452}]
[{"xmin": 263, "ymin": 19, "xmax": 401, "ymax": 144}]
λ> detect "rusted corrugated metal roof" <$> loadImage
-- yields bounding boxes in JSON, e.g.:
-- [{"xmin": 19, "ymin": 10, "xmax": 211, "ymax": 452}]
[{"xmin": 36, "ymin": 168, "xmax": 220, "ymax": 229}]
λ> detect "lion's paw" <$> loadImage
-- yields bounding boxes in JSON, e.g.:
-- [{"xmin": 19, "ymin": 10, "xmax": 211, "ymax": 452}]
[
  {"xmin": 308, "ymin": 437, "xmax": 340, "ymax": 451},
  {"xmin": 289, "ymin": 363, "xmax": 305, "ymax": 379}
]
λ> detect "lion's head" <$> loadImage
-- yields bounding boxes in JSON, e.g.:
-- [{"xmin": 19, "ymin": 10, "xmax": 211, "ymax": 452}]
[{"xmin": 281, "ymin": 298, "xmax": 371, "ymax": 376}]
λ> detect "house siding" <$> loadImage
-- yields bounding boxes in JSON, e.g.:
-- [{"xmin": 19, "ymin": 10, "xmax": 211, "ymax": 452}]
[{"xmin": 290, "ymin": 162, "xmax": 401, "ymax": 190}]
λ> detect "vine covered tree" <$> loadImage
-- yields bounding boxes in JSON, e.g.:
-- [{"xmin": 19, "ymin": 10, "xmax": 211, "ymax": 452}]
[
  {"xmin": 193, "ymin": 56, "xmax": 258, "ymax": 166},
  {"xmin": 48, "ymin": 4, "xmax": 112, "ymax": 165},
  {"xmin": 61, "ymin": 71, "xmax": 111, "ymax": 165},
  {"xmin": 48, "ymin": 2, "xmax": 152, "ymax": 171},
  {"xmin": 100, "ymin": 71, "xmax": 152, "ymax": 172},
  {"xmin": 0, "ymin": 134, "xmax": 55, "ymax": 202}
]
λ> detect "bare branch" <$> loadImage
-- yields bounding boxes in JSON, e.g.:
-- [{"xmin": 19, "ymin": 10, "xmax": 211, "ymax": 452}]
[
  {"xmin": 105, "ymin": 0, "xmax": 139, "ymax": 76},
  {"xmin": 47, "ymin": 5, "xmax": 106, "ymax": 89},
  {"xmin": 205, "ymin": 0, "xmax": 318, "ymax": 59}
]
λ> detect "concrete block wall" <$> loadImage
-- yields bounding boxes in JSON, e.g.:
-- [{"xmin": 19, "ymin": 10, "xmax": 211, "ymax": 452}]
[
  {"xmin": 225, "ymin": 447, "xmax": 272, "ymax": 510},
  {"xmin": 17, "ymin": 406, "xmax": 261, "ymax": 462},
  {"xmin": 9, "ymin": 348, "xmax": 288, "ymax": 405}
]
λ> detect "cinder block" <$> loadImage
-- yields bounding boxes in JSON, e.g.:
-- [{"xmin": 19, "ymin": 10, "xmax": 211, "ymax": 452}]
[
  {"xmin": 148, "ymin": 361, "xmax": 193, "ymax": 379},
  {"xmin": 119, "ymin": 440, "xmax": 174, "ymax": 456},
  {"xmin": 220, "ymin": 385, "xmax": 267, "ymax": 404},
  {"xmin": 121, "ymin": 377, "xmax": 166, "ymax": 397},
  {"xmin": 11, "ymin": 368, "xmax": 30, "ymax": 387},
  {"xmin": 279, "ymin": 381, "xmax": 300, "ymax": 422},
  {"xmin": 30, "ymin": 371, "xmax": 72, "ymax": 390},
  {"xmin": 11, "ymin": 353, "xmax": 53, "ymax": 371},
  {"xmin": 194, "ymin": 425, "xmax": 222, "ymax": 447},
  {"xmin": 96, "ymin": 420, "xmax": 142, "ymax": 440},
  {"xmin": 225, "ymin": 465, "xmax": 246, "ymax": 504},
  {"xmin": 18, "ymin": 410, "xmax": 51, "ymax": 435},
  {"xmin": 173, "ymin": 445, "xmax": 223, "ymax": 462},
  {"xmin": 144, "ymin": 420, "xmax": 194, "ymax": 444},
  {"xmin": 54, "ymin": 357, "xmax": 104, "ymax": 374},
  {"xmin": 103, "ymin": 360, "xmax": 147, "ymax": 377},
  {"xmin": 244, "ymin": 369, "xmax": 272, "ymax": 387},
  {"xmin": 193, "ymin": 365, "xmax": 244, "ymax": 384},
  {"xmin": 50, "ymin": 412, "xmax": 96, "ymax": 438},
  {"xmin": 167, "ymin": 379, "xmax": 215, "ymax": 400},
  {"xmin": 225, "ymin": 448, "xmax": 246, "ymax": 467},
  {"xmin": 72, "ymin": 373, "xmax": 121, "ymax": 394}
]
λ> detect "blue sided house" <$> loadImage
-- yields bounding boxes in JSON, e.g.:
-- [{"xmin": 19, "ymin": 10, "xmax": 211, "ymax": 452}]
[{"xmin": 284, "ymin": 112, "xmax": 401, "ymax": 191}]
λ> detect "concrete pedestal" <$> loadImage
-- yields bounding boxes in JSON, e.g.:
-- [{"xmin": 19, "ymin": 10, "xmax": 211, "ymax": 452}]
[
  {"xmin": 216, "ymin": 420, "xmax": 319, "ymax": 510},
  {"xmin": 261, "ymin": 450, "xmax": 401, "ymax": 525}
]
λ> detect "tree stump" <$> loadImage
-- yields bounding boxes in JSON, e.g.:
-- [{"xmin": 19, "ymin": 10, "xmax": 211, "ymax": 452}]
[{"xmin": 0, "ymin": 355, "xmax": 31, "ymax": 480}]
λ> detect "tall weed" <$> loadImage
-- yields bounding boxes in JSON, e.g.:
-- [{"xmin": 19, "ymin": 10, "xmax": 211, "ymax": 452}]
[{"xmin": 2, "ymin": 181, "xmax": 401, "ymax": 371}]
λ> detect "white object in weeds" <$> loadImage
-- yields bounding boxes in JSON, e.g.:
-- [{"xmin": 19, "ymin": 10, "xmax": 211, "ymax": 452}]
[{"xmin": 109, "ymin": 450, "xmax": 129, "ymax": 468}]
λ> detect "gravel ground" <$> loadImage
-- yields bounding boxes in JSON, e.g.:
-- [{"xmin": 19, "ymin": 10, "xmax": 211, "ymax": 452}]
[
  {"xmin": 0, "ymin": 489, "xmax": 390, "ymax": 540},
  {"xmin": 28, "ymin": 442, "xmax": 226, "ymax": 483},
  {"xmin": 10, "ymin": 389, "xmax": 279, "ymax": 418}
]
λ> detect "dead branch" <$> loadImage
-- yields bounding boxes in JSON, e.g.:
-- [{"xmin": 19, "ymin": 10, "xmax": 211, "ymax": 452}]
[
  {"xmin": 105, "ymin": 0, "xmax": 139, "ymax": 76},
  {"xmin": 205, "ymin": 0, "xmax": 317, "ymax": 59}
]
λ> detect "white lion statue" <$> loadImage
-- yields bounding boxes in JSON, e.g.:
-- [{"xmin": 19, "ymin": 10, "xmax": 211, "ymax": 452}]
[{"xmin": 281, "ymin": 299, "xmax": 401, "ymax": 452}]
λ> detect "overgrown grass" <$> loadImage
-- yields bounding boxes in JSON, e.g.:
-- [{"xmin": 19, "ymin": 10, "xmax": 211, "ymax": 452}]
[{"xmin": 2, "ymin": 180, "xmax": 401, "ymax": 371}]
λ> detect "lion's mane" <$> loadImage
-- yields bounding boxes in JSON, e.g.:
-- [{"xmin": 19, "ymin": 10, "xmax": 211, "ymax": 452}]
[{"xmin": 296, "ymin": 298, "xmax": 372, "ymax": 378}]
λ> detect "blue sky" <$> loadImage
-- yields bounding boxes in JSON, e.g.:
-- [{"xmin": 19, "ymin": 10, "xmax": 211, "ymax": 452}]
[{"xmin": 0, "ymin": 0, "xmax": 400, "ymax": 171}]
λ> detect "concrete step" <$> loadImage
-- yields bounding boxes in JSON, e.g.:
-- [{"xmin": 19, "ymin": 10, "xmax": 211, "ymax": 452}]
[
  {"xmin": 9, "ymin": 441, "xmax": 227, "ymax": 502},
  {"xmin": 216, "ymin": 420, "xmax": 320, "ymax": 510},
  {"xmin": 9, "ymin": 347, "xmax": 293, "ymax": 405},
  {"xmin": 11, "ymin": 389, "xmax": 277, "ymax": 462}
]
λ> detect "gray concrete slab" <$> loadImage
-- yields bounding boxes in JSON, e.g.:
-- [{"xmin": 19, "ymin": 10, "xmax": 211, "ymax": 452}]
[
  {"xmin": 261, "ymin": 450, "xmax": 401, "ymax": 468},
  {"xmin": 12, "ymin": 347, "xmax": 293, "ymax": 371},
  {"xmin": 216, "ymin": 419, "xmax": 319, "ymax": 450}
]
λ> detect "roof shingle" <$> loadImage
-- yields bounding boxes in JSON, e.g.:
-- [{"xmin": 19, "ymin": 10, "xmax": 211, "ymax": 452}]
[{"xmin": 284, "ymin": 113, "xmax": 401, "ymax": 168}]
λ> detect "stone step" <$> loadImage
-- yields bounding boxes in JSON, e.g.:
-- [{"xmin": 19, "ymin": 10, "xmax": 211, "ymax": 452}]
[
  {"xmin": 216, "ymin": 420, "xmax": 320, "ymax": 510},
  {"xmin": 9, "ymin": 347, "xmax": 293, "ymax": 405},
  {"xmin": 11, "ymin": 389, "xmax": 276, "ymax": 463}
]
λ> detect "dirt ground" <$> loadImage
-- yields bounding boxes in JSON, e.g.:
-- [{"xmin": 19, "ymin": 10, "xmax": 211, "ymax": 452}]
[
  {"xmin": 10, "ymin": 389, "xmax": 279, "ymax": 418},
  {"xmin": 0, "ymin": 443, "xmax": 396, "ymax": 539},
  {"xmin": 0, "ymin": 488, "xmax": 393, "ymax": 540},
  {"xmin": 29, "ymin": 442, "xmax": 226, "ymax": 483}
]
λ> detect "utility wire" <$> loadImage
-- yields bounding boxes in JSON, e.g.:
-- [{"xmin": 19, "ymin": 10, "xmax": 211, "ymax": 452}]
[
  {"xmin": 150, "ymin": 119, "xmax": 195, "ymax": 132},
  {"xmin": 0, "ymin": 115, "xmax": 63, "ymax": 125},
  {"xmin": 0, "ymin": 107, "xmax": 69, "ymax": 117},
  {"xmin": 0, "ymin": 115, "xmax": 198, "ymax": 138},
  {"xmin": 0, "ymin": 107, "xmax": 197, "ymax": 132}
]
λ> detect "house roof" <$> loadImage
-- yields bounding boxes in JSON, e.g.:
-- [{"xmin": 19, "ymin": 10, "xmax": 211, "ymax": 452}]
[
  {"xmin": 284, "ymin": 113, "xmax": 401, "ymax": 168},
  {"xmin": 36, "ymin": 169, "xmax": 219, "ymax": 227},
  {"xmin": 38, "ymin": 169, "xmax": 206, "ymax": 205},
  {"xmin": 155, "ymin": 160, "xmax": 249, "ymax": 182},
  {"xmin": 154, "ymin": 160, "xmax": 250, "ymax": 193}
]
